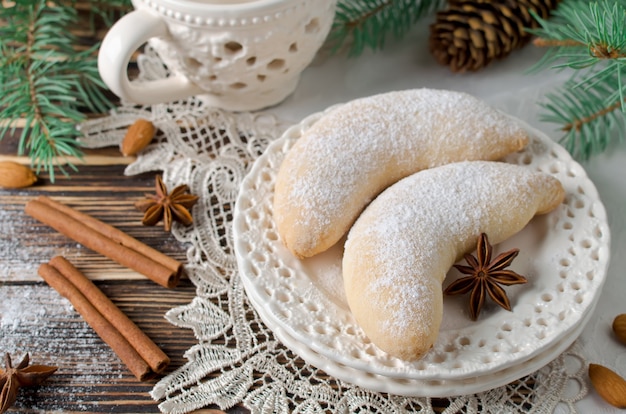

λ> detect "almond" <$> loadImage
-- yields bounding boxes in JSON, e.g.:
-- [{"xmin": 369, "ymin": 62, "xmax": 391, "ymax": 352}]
[
  {"xmin": 613, "ymin": 314, "xmax": 626, "ymax": 345},
  {"xmin": 589, "ymin": 363, "xmax": 626, "ymax": 408},
  {"xmin": 120, "ymin": 119, "xmax": 156, "ymax": 156},
  {"xmin": 0, "ymin": 161, "xmax": 38, "ymax": 188}
]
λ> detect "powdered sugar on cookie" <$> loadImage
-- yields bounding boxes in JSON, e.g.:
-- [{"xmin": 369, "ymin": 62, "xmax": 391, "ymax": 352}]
[{"xmin": 273, "ymin": 89, "xmax": 529, "ymax": 259}]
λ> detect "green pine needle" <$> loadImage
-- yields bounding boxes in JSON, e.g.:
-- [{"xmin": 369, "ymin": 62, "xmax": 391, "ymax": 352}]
[
  {"xmin": 529, "ymin": 0, "xmax": 626, "ymax": 160},
  {"xmin": 327, "ymin": 0, "xmax": 446, "ymax": 56},
  {"xmin": 540, "ymin": 70, "xmax": 626, "ymax": 159},
  {"xmin": 0, "ymin": 0, "xmax": 129, "ymax": 181}
]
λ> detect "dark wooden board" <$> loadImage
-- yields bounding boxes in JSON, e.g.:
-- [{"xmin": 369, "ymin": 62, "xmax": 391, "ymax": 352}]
[{"xmin": 0, "ymin": 159, "xmax": 235, "ymax": 413}]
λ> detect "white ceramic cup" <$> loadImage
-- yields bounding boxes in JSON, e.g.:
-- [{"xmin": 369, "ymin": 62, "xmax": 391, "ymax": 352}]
[{"xmin": 98, "ymin": 0, "xmax": 336, "ymax": 111}]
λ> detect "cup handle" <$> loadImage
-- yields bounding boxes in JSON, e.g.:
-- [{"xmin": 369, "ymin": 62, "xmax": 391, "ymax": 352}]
[{"xmin": 98, "ymin": 9, "xmax": 204, "ymax": 105}]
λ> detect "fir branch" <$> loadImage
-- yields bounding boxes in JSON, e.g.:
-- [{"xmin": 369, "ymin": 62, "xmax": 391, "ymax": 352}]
[
  {"xmin": 533, "ymin": 38, "xmax": 584, "ymax": 48},
  {"xmin": 563, "ymin": 98, "xmax": 624, "ymax": 133},
  {"xmin": 540, "ymin": 71, "xmax": 626, "ymax": 158},
  {"xmin": 0, "ymin": 0, "xmax": 126, "ymax": 181},
  {"xmin": 529, "ymin": 0, "xmax": 626, "ymax": 159},
  {"xmin": 67, "ymin": 0, "xmax": 132, "ymax": 28},
  {"xmin": 327, "ymin": 0, "xmax": 446, "ymax": 56}
]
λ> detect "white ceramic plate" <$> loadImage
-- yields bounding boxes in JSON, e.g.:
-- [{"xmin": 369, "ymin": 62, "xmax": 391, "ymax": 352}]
[
  {"xmin": 251, "ymin": 283, "xmax": 593, "ymax": 397},
  {"xmin": 233, "ymin": 107, "xmax": 610, "ymax": 382}
]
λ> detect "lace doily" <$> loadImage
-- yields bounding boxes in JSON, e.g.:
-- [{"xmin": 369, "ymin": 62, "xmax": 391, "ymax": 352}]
[{"xmin": 78, "ymin": 46, "xmax": 589, "ymax": 414}]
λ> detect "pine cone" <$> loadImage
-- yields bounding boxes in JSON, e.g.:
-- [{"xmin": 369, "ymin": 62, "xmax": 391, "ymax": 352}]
[{"xmin": 429, "ymin": 0, "xmax": 560, "ymax": 72}]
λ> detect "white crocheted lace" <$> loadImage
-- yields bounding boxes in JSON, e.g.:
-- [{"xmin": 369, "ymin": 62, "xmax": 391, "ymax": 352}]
[{"xmin": 78, "ymin": 47, "xmax": 589, "ymax": 414}]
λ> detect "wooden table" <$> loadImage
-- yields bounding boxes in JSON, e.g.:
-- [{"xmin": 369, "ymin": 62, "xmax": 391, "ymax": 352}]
[{"xmin": 0, "ymin": 134, "xmax": 243, "ymax": 412}]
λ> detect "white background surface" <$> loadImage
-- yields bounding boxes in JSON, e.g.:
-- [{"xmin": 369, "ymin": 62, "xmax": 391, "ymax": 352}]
[{"xmin": 269, "ymin": 23, "xmax": 626, "ymax": 413}]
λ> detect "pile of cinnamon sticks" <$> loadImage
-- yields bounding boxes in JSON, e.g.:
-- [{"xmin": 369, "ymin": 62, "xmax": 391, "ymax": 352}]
[{"xmin": 25, "ymin": 196, "xmax": 181, "ymax": 380}]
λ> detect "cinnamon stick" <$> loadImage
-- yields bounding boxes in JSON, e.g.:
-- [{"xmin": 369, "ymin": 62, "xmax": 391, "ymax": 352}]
[
  {"xmin": 25, "ymin": 196, "xmax": 181, "ymax": 288},
  {"xmin": 36, "ymin": 196, "xmax": 180, "ymax": 274},
  {"xmin": 48, "ymin": 255, "xmax": 170, "ymax": 374},
  {"xmin": 38, "ymin": 262, "xmax": 153, "ymax": 381}
]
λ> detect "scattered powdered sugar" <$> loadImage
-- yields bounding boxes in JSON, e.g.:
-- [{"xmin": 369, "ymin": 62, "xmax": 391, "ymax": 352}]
[
  {"xmin": 0, "ymin": 204, "xmax": 80, "ymax": 281},
  {"xmin": 275, "ymin": 88, "xmax": 528, "ymax": 255},
  {"xmin": 0, "ymin": 206, "xmax": 40, "ymax": 280},
  {"xmin": 370, "ymin": 267, "xmax": 437, "ymax": 335},
  {"xmin": 344, "ymin": 161, "xmax": 561, "ymax": 337},
  {"xmin": 1, "ymin": 283, "xmax": 135, "ymax": 408}
]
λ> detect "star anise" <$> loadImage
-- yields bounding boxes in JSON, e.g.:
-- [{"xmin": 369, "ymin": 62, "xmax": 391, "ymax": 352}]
[
  {"xmin": 444, "ymin": 233, "xmax": 527, "ymax": 321},
  {"xmin": 0, "ymin": 353, "xmax": 57, "ymax": 413},
  {"xmin": 135, "ymin": 175, "xmax": 199, "ymax": 232}
]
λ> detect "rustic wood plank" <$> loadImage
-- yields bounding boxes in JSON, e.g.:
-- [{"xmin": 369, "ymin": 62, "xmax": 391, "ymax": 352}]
[
  {"xmin": 0, "ymin": 154, "xmax": 134, "ymax": 166},
  {"xmin": 0, "ymin": 149, "xmax": 248, "ymax": 412}
]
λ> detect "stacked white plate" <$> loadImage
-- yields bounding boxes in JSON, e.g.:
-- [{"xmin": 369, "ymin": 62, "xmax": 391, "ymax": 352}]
[{"xmin": 233, "ymin": 106, "xmax": 610, "ymax": 397}]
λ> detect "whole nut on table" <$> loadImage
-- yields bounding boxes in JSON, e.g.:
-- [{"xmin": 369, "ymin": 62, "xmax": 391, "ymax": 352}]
[{"xmin": 0, "ymin": 161, "xmax": 37, "ymax": 188}]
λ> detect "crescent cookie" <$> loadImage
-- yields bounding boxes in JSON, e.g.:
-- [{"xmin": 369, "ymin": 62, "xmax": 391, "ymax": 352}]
[
  {"xmin": 342, "ymin": 161, "xmax": 565, "ymax": 361},
  {"xmin": 273, "ymin": 89, "xmax": 529, "ymax": 259}
]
